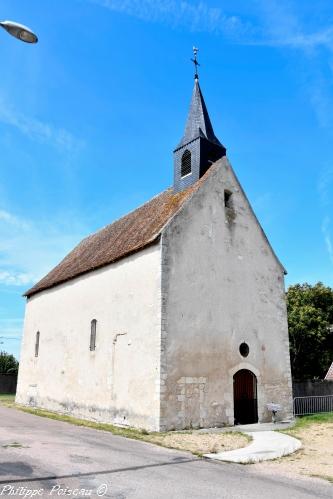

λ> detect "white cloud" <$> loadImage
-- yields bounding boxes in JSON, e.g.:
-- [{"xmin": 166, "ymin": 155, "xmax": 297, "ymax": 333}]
[
  {"xmin": 0, "ymin": 208, "xmax": 87, "ymax": 288},
  {"xmin": 0, "ymin": 319, "xmax": 23, "ymax": 338},
  {"xmin": 251, "ymin": 0, "xmax": 333, "ymax": 132},
  {"xmin": 89, "ymin": 0, "xmax": 333, "ymax": 50},
  {"xmin": 90, "ymin": 0, "xmax": 248, "ymax": 37},
  {"xmin": 0, "ymin": 209, "xmax": 88, "ymax": 357},
  {"xmin": 248, "ymin": 29, "xmax": 333, "ymax": 51},
  {"xmin": 0, "ymin": 96, "xmax": 83, "ymax": 153},
  {"xmin": 0, "ymin": 210, "xmax": 30, "ymax": 230},
  {"xmin": 253, "ymin": 0, "xmax": 333, "ymax": 50},
  {"xmin": 0, "ymin": 271, "xmax": 33, "ymax": 287},
  {"xmin": 273, "ymin": 28, "xmax": 333, "ymax": 50}
]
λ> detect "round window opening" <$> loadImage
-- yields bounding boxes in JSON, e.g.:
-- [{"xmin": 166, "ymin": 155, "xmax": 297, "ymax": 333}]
[{"xmin": 239, "ymin": 342, "xmax": 249, "ymax": 357}]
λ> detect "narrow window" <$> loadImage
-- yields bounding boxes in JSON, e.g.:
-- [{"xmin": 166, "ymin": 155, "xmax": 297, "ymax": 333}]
[
  {"xmin": 90, "ymin": 319, "xmax": 97, "ymax": 351},
  {"xmin": 181, "ymin": 150, "xmax": 192, "ymax": 177},
  {"xmin": 35, "ymin": 331, "xmax": 40, "ymax": 357},
  {"xmin": 224, "ymin": 190, "xmax": 232, "ymax": 208}
]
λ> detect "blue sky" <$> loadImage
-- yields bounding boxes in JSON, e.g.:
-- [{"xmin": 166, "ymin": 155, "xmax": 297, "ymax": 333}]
[{"xmin": 1, "ymin": 0, "xmax": 333, "ymax": 359}]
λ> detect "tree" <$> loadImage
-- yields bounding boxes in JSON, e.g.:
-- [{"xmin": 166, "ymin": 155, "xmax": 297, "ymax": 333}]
[
  {"xmin": 287, "ymin": 282, "xmax": 333, "ymax": 380},
  {"xmin": 0, "ymin": 351, "xmax": 19, "ymax": 374}
]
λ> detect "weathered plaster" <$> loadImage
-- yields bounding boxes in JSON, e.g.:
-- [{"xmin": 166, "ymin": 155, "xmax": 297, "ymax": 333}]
[
  {"xmin": 17, "ymin": 156, "xmax": 293, "ymax": 432},
  {"xmin": 16, "ymin": 243, "xmax": 162, "ymax": 431},
  {"xmin": 160, "ymin": 157, "xmax": 293, "ymax": 430}
]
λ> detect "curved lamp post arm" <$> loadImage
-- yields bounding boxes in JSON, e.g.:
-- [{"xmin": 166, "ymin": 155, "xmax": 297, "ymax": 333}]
[{"xmin": 0, "ymin": 20, "xmax": 38, "ymax": 43}]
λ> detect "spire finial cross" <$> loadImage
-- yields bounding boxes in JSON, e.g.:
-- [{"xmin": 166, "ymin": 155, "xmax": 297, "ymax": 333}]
[{"xmin": 191, "ymin": 46, "xmax": 200, "ymax": 80}]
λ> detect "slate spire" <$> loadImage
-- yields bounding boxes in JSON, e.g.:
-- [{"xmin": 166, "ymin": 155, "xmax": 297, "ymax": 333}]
[
  {"xmin": 177, "ymin": 78, "xmax": 223, "ymax": 150},
  {"xmin": 173, "ymin": 49, "xmax": 226, "ymax": 193}
]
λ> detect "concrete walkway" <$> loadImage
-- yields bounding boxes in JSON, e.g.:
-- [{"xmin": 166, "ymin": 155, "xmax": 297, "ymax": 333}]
[
  {"xmin": 205, "ymin": 430, "xmax": 302, "ymax": 464},
  {"xmin": 199, "ymin": 420, "xmax": 296, "ymax": 433}
]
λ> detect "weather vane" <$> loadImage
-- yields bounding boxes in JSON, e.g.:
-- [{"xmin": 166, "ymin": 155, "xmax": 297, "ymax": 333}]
[{"xmin": 191, "ymin": 46, "xmax": 200, "ymax": 80}]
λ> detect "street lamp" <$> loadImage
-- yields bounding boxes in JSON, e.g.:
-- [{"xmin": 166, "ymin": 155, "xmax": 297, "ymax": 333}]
[{"xmin": 0, "ymin": 20, "xmax": 38, "ymax": 43}]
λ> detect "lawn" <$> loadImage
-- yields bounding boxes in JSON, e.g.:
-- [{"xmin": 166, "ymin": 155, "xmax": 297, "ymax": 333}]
[
  {"xmin": 0, "ymin": 394, "xmax": 15, "ymax": 403},
  {"xmin": 0, "ymin": 395, "xmax": 249, "ymax": 456},
  {"xmin": 284, "ymin": 412, "xmax": 333, "ymax": 433}
]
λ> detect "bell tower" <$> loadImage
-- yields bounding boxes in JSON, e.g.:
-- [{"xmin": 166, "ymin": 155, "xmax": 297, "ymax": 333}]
[{"xmin": 173, "ymin": 48, "xmax": 226, "ymax": 193}]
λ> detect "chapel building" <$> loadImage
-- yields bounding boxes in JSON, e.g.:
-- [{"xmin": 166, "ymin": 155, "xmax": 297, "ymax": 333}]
[{"xmin": 16, "ymin": 63, "xmax": 293, "ymax": 431}]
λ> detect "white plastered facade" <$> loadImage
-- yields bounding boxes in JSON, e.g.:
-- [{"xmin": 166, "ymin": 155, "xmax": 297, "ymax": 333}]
[
  {"xmin": 17, "ymin": 158, "xmax": 293, "ymax": 431},
  {"xmin": 159, "ymin": 158, "xmax": 293, "ymax": 430},
  {"xmin": 16, "ymin": 244, "xmax": 162, "ymax": 430}
]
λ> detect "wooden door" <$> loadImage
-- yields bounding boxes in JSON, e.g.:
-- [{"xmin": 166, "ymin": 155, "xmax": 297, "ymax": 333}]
[{"xmin": 233, "ymin": 369, "xmax": 258, "ymax": 425}]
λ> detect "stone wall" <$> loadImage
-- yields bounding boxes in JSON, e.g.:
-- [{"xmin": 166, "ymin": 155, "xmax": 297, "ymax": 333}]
[{"xmin": 160, "ymin": 158, "xmax": 293, "ymax": 430}]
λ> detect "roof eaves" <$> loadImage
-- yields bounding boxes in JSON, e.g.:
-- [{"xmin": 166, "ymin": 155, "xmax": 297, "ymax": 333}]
[{"xmin": 24, "ymin": 235, "xmax": 162, "ymax": 299}]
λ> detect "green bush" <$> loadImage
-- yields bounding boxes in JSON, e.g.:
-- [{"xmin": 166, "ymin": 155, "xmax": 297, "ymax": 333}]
[{"xmin": 0, "ymin": 351, "xmax": 19, "ymax": 374}]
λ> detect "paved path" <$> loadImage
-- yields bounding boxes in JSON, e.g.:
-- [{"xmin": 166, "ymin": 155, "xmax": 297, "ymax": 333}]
[
  {"xmin": 0, "ymin": 406, "xmax": 331, "ymax": 499},
  {"xmin": 205, "ymin": 431, "xmax": 302, "ymax": 463}
]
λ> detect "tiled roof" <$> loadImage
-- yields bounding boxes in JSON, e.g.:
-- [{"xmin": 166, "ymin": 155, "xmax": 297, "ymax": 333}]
[{"xmin": 25, "ymin": 174, "xmax": 208, "ymax": 298}]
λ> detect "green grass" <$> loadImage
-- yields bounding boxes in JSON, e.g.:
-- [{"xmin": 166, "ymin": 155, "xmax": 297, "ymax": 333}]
[
  {"xmin": 0, "ymin": 398, "xmax": 192, "ymax": 447},
  {"xmin": 15, "ymin": 406, "xmax": 164, "ymax": 442},
  {"xmin": 0, "ymin": 394, "xmax": 160, "ymax": 442},
  {"xmin": 219, "ymin": 430, "xmax": 252, "ymax": 445},
  {"xmin": 2, "ymin": 441, "xmax": 28, "ymax": 449},
  {"xmin": 0, "ymin": 396, "xmax": 250, "ymax": 456},
  {"xmin": 281, "ymin": 412, "xmax": 333, "ymax": 437},
  {"xmin": 0, "ymin": 394, "xmax": 15, "ymax": 403},
  {"xmin": 278, "ymin": 412, "xmax": 333, "ymax": 484},
  {"xmin": 279, "ymin": 412, "xmax": 333, "ymax": 450}
]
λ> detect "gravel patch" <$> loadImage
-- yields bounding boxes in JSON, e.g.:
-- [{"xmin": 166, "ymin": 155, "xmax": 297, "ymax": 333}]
[
  {"xmin": 149, "ymin": 431, "xmax": 250, "ymax": 455},
  {"xmin": 253, "ymin": 423, "xmax": 333, "ymax": 483}
]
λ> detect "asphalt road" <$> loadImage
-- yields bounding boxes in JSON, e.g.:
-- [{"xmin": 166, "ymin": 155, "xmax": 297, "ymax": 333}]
[{"xmin": 0, "ymin": 406, "xmax": 331, "ymax": 499}]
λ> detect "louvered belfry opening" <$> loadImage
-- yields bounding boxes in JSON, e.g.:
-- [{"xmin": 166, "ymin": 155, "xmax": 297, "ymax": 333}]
[
  {"xmin": 233, "ymin": 369, "xmax": 258, "ymax": 425},
  {"xmin": 173, "ymin": 77, "xmax": 226, "ymax": 193},
  {"xmin": 181, "ymin": 149, "xmax": 192, "ymax": 177}
]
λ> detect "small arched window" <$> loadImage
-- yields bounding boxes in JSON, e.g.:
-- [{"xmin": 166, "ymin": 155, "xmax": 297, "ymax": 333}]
[
  {"xmin": 90, "ymin": 319, "xmax": 97, "ymax": 351},
  {"xmin": 239, "ymin": 342, "xmax": 249, "ymax": 358},
  {"xmin": 35, "ymin": 331, "xmax": 40, "ymax": 357},
  {"xmin": 181, "ymin": 149, "xmax": 192, "ymax": 177}
]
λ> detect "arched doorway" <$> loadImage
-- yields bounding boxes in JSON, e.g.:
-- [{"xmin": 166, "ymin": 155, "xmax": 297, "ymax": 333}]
[{"xmin": 233, "ymin": 369, "xmax": 258, "ymax": 425}]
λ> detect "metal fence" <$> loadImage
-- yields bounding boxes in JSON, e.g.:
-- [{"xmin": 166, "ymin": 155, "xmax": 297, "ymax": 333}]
[{"xmin": 293, "ymin": 395, "xmax": 333, "ymax": 416}]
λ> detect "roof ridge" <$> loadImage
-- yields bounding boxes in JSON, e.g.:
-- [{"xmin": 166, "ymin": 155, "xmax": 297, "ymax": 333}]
[{"xmin": 83, "ymin": 187, "xmax": 173, "ymax": 242}]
